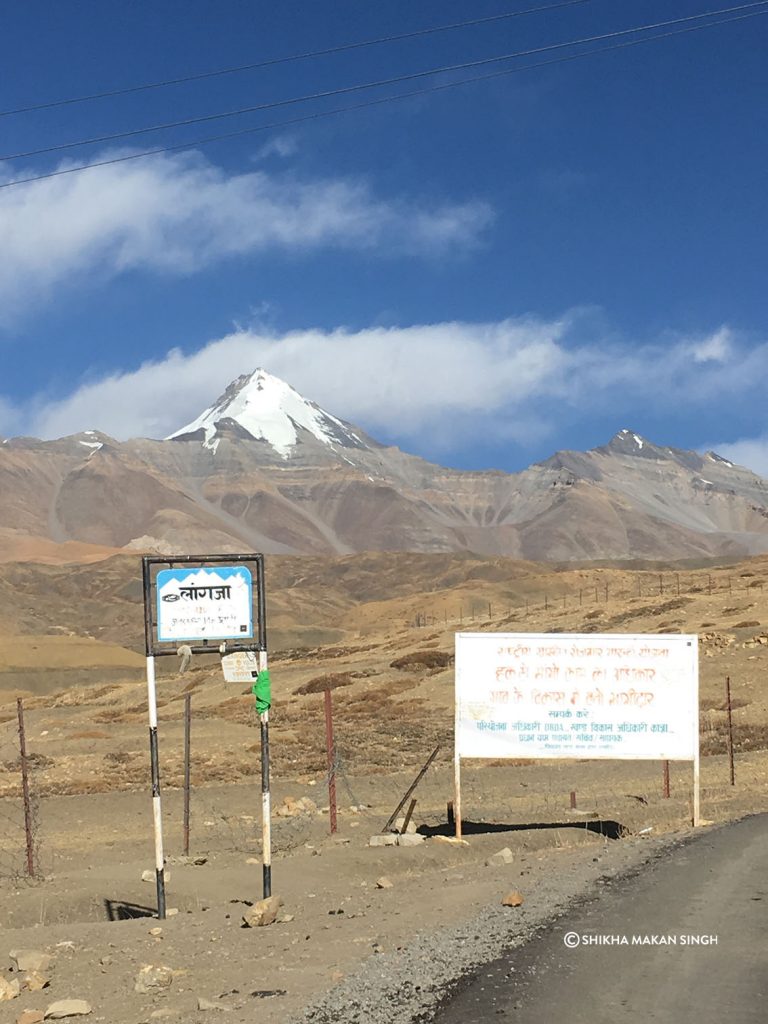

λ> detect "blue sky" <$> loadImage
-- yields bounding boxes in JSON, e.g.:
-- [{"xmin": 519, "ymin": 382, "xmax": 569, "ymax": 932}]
[{"xmin": 2, "ymin": 0, "xmax": 768, "ymax": 472}]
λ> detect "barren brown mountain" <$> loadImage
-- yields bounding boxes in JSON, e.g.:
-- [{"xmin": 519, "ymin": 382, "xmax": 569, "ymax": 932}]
[{"xmin": 3, "ymin": 370, "xmax": 768, "ymax": 563}]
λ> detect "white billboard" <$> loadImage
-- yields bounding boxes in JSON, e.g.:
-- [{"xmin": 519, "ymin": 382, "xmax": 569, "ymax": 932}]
[{"xmin": 455, "ymin": 632, "xmax": 698, "ymax": 761}]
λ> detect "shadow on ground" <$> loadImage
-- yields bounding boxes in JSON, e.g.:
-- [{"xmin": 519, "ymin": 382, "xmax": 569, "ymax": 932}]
[
  {"xmin": 104, "ymin": 899, "xmax": 156, "ymax": 921},
  {"xmin": 420, "ymin": 818, "xmax": 627, "ymax": 841}
]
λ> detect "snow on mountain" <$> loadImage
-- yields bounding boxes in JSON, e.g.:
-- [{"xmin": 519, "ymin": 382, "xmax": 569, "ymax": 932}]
[{"xmin": 167, "ymin": 368, "xmax": 368, "ymax": 457}]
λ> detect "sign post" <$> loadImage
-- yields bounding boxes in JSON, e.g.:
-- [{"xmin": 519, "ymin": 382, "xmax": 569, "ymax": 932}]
[
  {"xmin": 454, "ymin": 632, "xmax": 700, "ymax": 835},
  {"xmin": 142, "ymin": 554, "xmax": 269, "ymax": 914}
]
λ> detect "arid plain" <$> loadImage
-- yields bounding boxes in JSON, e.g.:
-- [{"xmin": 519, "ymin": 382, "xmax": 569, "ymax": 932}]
[{"xmin": 1, "ymin": 547, "xmax": 767, "ymax": 1022}]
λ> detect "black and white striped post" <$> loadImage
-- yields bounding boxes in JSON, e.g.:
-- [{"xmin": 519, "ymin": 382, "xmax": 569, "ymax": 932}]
[
  {"xmin": 258, "ymin": 649, "xmax": 272, "ymax": 898},
  {"xmin": 254, "ymin": 566, "xmax": 271, "ymax": 899},
  {"xmin": 146, "ymin": 652, "xmax": 167, "ymax": 919},
  {"xmin": 142, "ymin": 558, "xmax": 167, "ymax": 920}
]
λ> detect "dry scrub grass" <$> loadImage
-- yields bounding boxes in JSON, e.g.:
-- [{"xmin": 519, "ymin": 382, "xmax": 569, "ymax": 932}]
[
  {"xmin": 293, "ymin": 672, "xmax": 355, "ymax": 696},
  {"xmin": 701, "ymin": 723, "xmax": 768, "ymax": 756},
  {"xmin": 390, "ymin": 650, "xmax": 453, "ymax": 671}
]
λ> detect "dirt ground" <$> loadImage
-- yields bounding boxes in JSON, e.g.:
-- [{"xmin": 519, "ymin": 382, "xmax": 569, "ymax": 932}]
[{"xmin": 1, "ymin": 551, "xmax": 768, "ymax": 1021}]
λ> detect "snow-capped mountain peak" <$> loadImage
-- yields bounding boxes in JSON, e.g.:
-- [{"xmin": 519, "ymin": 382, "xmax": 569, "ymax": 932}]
[{"xmin": 167, "ymin": 368, "xmax": 368, "ymax": 457}]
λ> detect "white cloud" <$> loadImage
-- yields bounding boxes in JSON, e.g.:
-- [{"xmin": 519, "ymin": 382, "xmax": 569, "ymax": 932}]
[
  {"xmin": 688, "ymin": 326, "xmax": 733, "ymax": 363},
  {"xmin": 0, "ymin": 150, "xmax": 492, "ymax": 321},
  {"xmin": 17, "ymin": 315, "xmax": 768, "ymax": 456}
]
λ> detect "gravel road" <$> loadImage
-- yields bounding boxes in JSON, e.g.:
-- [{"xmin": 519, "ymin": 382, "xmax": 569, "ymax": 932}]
[
  {"xmin": 437, "ymin": 813, "xmax": 768, "ymax": 1024},
  {"xmin": 291, "ymin": 827, "xmax": 694, "ymax": 1024}
]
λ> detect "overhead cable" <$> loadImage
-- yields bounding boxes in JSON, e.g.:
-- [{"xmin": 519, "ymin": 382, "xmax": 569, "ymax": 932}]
[
  {"xmin": 1, "ymin": 6, "xmax": 765, "ymax": 191},
  {"xmin": 3, "ymin": 1, "xmax": 767, "ymax": 164},
  {"xmin": 0, "ymin": 0, "xmax": 595, "ymax": 119}
]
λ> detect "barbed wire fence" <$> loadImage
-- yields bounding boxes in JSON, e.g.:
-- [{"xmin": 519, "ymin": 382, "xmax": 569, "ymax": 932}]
[{"xmin": 406, "ymin": 569, "xmax": 767, "ymax": 630}]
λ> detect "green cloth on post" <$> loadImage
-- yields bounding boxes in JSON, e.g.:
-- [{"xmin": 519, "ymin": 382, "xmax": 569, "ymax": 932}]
[{"xmin": 253, "ymin": 669, "xmax": 272, "ymax": 714}]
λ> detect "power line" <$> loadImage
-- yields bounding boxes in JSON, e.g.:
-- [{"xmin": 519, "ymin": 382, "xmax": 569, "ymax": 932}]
[
  {"xmin": 0, "ymin": 0, "xmax": 595, "ymax": 119},
  {"xmin": 1, "ymin": 6, "xmax": 764, "ymax": 192},
  {"xmin": 3, "ymin": 1, "xmax": 767, "ymax": 165}
]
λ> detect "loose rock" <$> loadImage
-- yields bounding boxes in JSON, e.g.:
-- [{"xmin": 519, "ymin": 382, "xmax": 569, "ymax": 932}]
[
  {"xmin": 394, "ymin": 816, "xmax": 417, "ymax": 834},
  {"xmin": 0, "ymin": 978, "xmax": 21, "ymax": 1001},
  {"xmin": 396, "ymin": 833, "xmax": 425, "ymax": 847},
  {"xmin": 501, "ymin": 890, "xmax": 525, "ymax": 907},
  {"xmin": 44, "ymin": 1001, "xmax": 92, "ymax": 1019},
  {"xmin": 197, "ymin": 997, "xmax": 231, "ymax": 1012},
  {"xmin": 485, "ymin": 847, "xmax": 515, "ymax": 867},
  {"xmin": 134, "ymin": 965, "xmax": 174, "ymax": 994},
  {"xmin": 376, "ymin": 877, "xmax": 394, "ymax": 889},
  {"xmin": 242, "ymin": 895, "xmax": 283, "ymax": 927},
  {"xmin": 17, "ymin": 1010, "xmax": 45, "ymax": 1024},
  {"xmin": 430, "ymin": 835, "xmax": 469, "ymax": 847},
  {"xmin": 142, "ymin": 870, "xmax": 171, "ymax": 883},
  {"xmin": 23, "ymin": 972, "xmax": 51, "ymax": 992},
  {"xmin": 368, "ymin": 835, "xmax": 397, "ymax": 847},
  {"xmin": 10, "ymin": 951, "xmax": 52, "ymax": 974}
]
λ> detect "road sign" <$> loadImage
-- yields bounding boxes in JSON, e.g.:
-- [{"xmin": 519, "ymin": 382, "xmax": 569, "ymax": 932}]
[
  {"xmin": 221, "ymin": 650, "xmax": 260, "ymax": 683},
  {"xmin": 156, "ymin": 566, "xmax": 253, "ymax": 642}
]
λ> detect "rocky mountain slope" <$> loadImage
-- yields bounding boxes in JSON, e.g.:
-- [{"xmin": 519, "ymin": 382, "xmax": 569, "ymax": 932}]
[{"xmin": 2, "ymin": 370, "xmax": 768, "ymax": 562}]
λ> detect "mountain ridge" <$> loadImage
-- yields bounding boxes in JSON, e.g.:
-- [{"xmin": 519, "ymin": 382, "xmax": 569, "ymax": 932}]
[{"xmin": 2, "ymin": 371, "xmax": 767, "ymax": 562}]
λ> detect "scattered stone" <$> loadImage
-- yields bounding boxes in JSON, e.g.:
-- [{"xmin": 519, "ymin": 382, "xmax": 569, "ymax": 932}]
[
  {"xmin": 149, "ymin": 1010, "xmax": 178, "ymax": 1019},
  {"xmin": 394, "ymin": 816, "xmax": 417, "ymax": 834},
  {"xmin": 501, "ymin": 890, "xmax": 525, "ymax": 908},
  {"xmin": 142, "ymin": 869, "xmax": 171, "ymax": 883},
  {"xmin": 396, "ymin": 833, "xmax": 425, "ymax": 847},
  {"xmin": 279, "ymin": 914, "xmax": 295, "ymax": 923},
  {"xmin": 485, "ymin": 847, "xmax": 515, "ymax": 867},
  {"xmin": 376, "ymin": 877, "xmax": 394, "ymax": 889},
  {"xmin": 22, "ymin": 973, "xmax": 51, "ymax": 992},
  {"xmin": 430, "ymin": 835, "xmax": 469, "ymax": 847},
  {"xmin": 149, "ymin": 927, "xmax": 163, "ymax": 937},
  {"xmin": 242, "ymin": 895, "xmax": 283, "ymax": 928},
  {"xmin": 44, "ymin": 1000, "xmax": 92, "ymax": 1019},
  {"xmin": 246, "ymin": 858, "xmax": 260, "ymax": 865},
  {"xmin": 276, "ymin": 795, "xmax": 317, "ymax": 818},
  {"xmin": 10, "ymin": 951, "xmax": 52, "ymax": 974},
  {"xmin": 17, "ymin": 1010, "xmax": 45, "ymax": 1024},
  {"xmin": 166, "ymin": 908, "xmax": 179, "ymax": 917},
  {"xmin": 0, "ymin": 978, "xmax": 21, "ymax": 1001},
  {"xmin": 134, "ymin": 965, "xmax": 174, "ymax": 994},
  {"xmin": 196, "ymin": 997, "xmax": 231, "ymax": 1012},
  {"xmin": 368, "ymin": 835, "xmax": 397, "ymax": 847}
]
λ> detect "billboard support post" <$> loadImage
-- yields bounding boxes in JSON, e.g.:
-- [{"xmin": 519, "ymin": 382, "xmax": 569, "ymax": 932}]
[{"xmin": 454, "ymin": 697, "xmax": 462, "ymax": 839}]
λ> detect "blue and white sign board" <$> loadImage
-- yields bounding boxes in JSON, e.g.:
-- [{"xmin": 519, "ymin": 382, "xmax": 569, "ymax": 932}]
[
  {"xmin": 455, "ymin": 632, "xmax": 698, "ymax": 761},
  {"xmin": 156, "ymin": 566, "xmax": 253, "ymax": 642}
]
